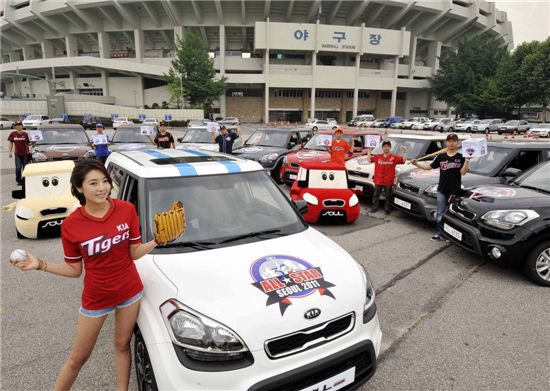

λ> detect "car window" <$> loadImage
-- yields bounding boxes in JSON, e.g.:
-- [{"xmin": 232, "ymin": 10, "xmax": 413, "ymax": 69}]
[
  {"xmin": 182, "ymin": 129, "xmax": 212, "ymax": 143},
  {"xmin": 426, "ymin": 141, "xmax": 443, "ymax": 155},
  {"xmin": 246, "ymin": 131, "xmax": 289, "ymax": 148},
  {"xmin": 299, "ymin": 131, "xmax": 312, "ymax": 143},
  {"xmin": 514, "ymin": 160, "xmax": 550, "ymax": 193},
  {"xmin": 506, "ymin": 150, "xmax": 541, "ymax": 172},
  {"xmin": 35, "ymin": 129, "xmax": 89, "ymax": 144},
  {"xmin": 122, "ymin": 176, "xmax": 139, "ymax": 210},
  {"xmin": 108, "ymin": 164, "xmax": 126, "ymax": 199},
  {"xmin": 371, "ymin": 137, "xmax": 430, "ymax": 159}
]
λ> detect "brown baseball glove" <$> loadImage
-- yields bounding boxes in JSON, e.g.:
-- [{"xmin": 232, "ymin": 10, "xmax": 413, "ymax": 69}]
[{"xmin": 153, "ymin": 201, "xmax": 186, "ymax": 246}]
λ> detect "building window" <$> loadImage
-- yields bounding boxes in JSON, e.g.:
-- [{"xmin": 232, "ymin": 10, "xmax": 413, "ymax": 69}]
[
  {"xmin": 313, "ymin": 89, "xmax": 341, "ymax": 98},
  {"xmin": 274, "ymin": 89, "xmax": 304, "ymax": 98},
  {"xmin": 380, "ymin": 92, "xmax": 406, "ymax": 100},
  {"xmin": 346, "ymin": 91, "xmax": 369, "ymax": 99},
  {"xmin": 226, "ymin": 88, "xmax": 263, "ymax": 97},
  {"xmin": 79, "ymin": 88, "xmax": 104, "ymax": 96}
]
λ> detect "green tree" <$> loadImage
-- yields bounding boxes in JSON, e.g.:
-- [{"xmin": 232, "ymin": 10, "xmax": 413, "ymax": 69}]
[
  {"xmin": 165, "ymin": 29, "xmax": 227, "ymax": 117},
  {"xmin": 429, "ymin": 36, "xmax": 507, "ymax": 117},
  {"xmin": 523, "ymin": 38, "xmax": 550, "ymax": 122}
]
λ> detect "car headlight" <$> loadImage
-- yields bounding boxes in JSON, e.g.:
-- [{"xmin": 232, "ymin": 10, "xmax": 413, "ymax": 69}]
[
  {"xmin": 15, "ymin": 206, "xmax": 35, "ymax": 220},
  {"xmin": 358, "ymin": 263, "xmax": 376, "ymax": 323},
  {"xmin": 84, "ymin": 150, "xmax": 96, "ymax": 158},
  {"xmin": 349, "ymin": 193, "xmax": 359, "ymax": 207},
  {"xmin": 32, "ymin": 152, "xmax": 47, "ymax": 162},
  {"xmin": 303, "ymin": 192, "xmax": 318, "ymax": 205},
  {"xmin": 260, "ymin": 153, "xmax": 278, "ymax": 163},
  {"xmin": 481, "ymin": 210, "xmax": 539, "ymax": 230},
  {"xmin": 424, "ymin": 184, "xmax": 438, "ymax": 197},
  {"xmin": 160, "ymin": 300, "xmax": 248, "ymax": 361},
  {"xmin": 282, "ymin": 156, "xmax": 289, "ymax": 165}
]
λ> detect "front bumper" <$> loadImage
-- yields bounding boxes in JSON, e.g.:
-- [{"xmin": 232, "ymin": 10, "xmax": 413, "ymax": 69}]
[
  {"xmin": 441, "ymin": 213, "xmax": 533, "ymax": 265},
  {"xmin": 145, "ymin": 312, "xmax": 381, "ymax": 390},
  {"xmin": 390, "ymin": 186, "xmax": 437, "ymax": 222},
  {"xmin": 347, "ymin": 174, "xmax": 375, "ymax": 197},
  {"xmin": 280, "ymin": 166, "xmax": 299, "ymax": 185}
]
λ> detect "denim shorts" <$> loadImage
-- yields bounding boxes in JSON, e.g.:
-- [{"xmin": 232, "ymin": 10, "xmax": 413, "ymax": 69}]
[{"xmin": 79, "ymin": 291, "xmax": 143, "ymax": 318}]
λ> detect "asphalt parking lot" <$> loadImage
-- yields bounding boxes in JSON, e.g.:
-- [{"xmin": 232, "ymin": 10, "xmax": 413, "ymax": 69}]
[{"xmin": 1, "ymin": 125, "xmax": 548, "ymax": 390}]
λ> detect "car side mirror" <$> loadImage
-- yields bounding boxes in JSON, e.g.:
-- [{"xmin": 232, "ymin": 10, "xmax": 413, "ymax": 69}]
[
  {"xmin": 12, "ymin": 190, "xmax": 24, "ymax": 199},
  {"xmin": 503, "ymin": 167, "xmax": 522, "ymax": 177},
  {"xmin": 297, "ymin": 180, "xmax": 308, "ymax": 188},
  {"xmin": 293, "ymin": 200, "xmax": 308, "ymax": 215}
]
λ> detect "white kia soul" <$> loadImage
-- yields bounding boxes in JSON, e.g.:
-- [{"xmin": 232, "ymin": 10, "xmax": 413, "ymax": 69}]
[{"xmin": 105, "ymin": 148, "xmax": 381, "ymax": 391}]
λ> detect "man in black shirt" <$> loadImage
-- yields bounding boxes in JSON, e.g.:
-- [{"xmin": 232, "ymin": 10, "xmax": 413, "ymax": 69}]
[
  {"xmin": 411, "ymin": 133, "xmax": 470, "ymax": 241},
  {"xmin": 211, "ymin": 125, "xmax": 239, "ymax": 154},
  {"xmin": 154, "ymin": 122, "xmax": 175, "ymax": 149}
]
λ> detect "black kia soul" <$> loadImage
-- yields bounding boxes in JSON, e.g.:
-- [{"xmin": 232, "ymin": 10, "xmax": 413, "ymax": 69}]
[{"xmin": 442, "ymin": 160, "xmax": 550, "ymax": 286}]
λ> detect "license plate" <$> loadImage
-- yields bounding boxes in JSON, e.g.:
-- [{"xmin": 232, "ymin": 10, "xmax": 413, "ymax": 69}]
[
  {"xmin": 444, "ymin": 223, "xmax": 462, "ymax": 241},
  {"xmin": 394, "ymin": 197, "xmax": 411, "ymax": 210},
  {"xmin": 300, "ymin": 367, "xmax": 355, "ymax": 391},
  {"xmin": 354, "ymin": 185, "xmax": 363, "ymax": 191},
  {"xmin": 289, "ymin": 174, "xmax": 297, "ymax": 180}
]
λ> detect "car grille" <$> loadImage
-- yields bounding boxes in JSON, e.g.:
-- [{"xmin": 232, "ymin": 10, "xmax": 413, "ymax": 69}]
[
  {"xmin": 348, "ymin": 170, "xmax": 370, "ymax": 178},
  {"xmin": 323, "ymin": 199, "xmax": 345, "ymax": 207},
  {"xmin": 40, "ymin": 207, "xmax": 68, "ymax": 216},
  {"xmin": 397, "ymin": 182, "xmax": 420, "ymax": 193},
  {"xmin": 265, "ymin": 313, "xmax": 355, "ymax": 359},
  {"xmin": 449, "ymin": 203, "xmax": 476, "ymax": 222}
]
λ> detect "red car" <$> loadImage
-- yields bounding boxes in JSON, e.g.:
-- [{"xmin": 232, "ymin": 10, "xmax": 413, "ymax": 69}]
[
  {"xmin": 290, "ymin": 162, "xmax": 361, "ymax": 224},
  {"xmin": 280, "ymin": 129, "xmax": 380, "ymax": 185}
]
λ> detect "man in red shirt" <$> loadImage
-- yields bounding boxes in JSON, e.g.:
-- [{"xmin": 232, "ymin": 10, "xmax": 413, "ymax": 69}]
[
  {"xmin": 7, "ymin": 120, "xmax": 30, "ymax": 185},
  {"xmin": 367, "ymin": 140, "xmax": 408, "ymax": 214},
  {"xmin": 326, "ymin": 128, "xmax": 351, "ymax": 165}
]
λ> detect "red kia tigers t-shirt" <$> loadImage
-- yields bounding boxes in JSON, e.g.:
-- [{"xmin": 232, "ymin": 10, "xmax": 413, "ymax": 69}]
[{"xmin": 61, "ymin": 199, "xmax": 143, "ymax": 310}]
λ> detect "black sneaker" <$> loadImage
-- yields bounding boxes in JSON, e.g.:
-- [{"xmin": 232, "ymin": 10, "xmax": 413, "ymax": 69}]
[{"xmin": 431, "ymin": 235, "xmax": 443, "ymax": 241}]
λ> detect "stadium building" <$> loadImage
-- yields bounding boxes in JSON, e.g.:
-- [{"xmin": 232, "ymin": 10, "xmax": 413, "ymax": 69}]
[{"xmin": 0, "ymin": 0, "xmax": 513, "ymax": 122}]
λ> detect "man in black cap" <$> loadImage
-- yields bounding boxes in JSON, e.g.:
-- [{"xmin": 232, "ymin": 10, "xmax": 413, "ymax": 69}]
[
  {"xmin": 412, "ymin": 133, "xmax": 470, "ymax": 241},
  {"xmin": 7, "ymin": 120, "xmax": 30, "ymax": 185},
  {"xmin": 211, "ymin": 124, "xmax": 239, "ymax": 154},
  {"xmin": 154, "ymin": 121, "xmax": 175, "ymax": 149}
]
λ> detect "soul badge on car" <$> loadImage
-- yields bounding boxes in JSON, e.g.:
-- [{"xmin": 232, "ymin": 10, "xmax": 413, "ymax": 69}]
[{"xmin": 250, "ymin": 255, "xmax": 336, "ymax": 315}]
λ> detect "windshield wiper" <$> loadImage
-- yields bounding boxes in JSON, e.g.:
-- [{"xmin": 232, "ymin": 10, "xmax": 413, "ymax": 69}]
[
  {"xmin": 218, "ymin": 229, "xmax": 285, "ymax": 244},
  {"xmin": 518, "ymin": 185, "xmax": 550, "ymax": 195},
  {"xmin": 161, "ymin": 241, "xmax": 217, "ymax": 250}
]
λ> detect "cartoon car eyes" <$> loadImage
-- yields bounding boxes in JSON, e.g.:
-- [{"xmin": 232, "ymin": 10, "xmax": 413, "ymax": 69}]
[
  {"xmin": 42, "ymin": 176, "xmax": 60, "ymax": 187},
  {"xmin": 321, "ymin": 172, "xmax": 336, "ymax": 181}
]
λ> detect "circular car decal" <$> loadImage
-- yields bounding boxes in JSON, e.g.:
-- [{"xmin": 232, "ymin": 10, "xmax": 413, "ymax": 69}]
[
  {"xmin": 470, "ymin": 186, "xmax": 517, "ymax": 198},
  {"xmin": 250, "ymin": 255, "xmax": 336, "ymax": 316},
  {"xmin": 242, "ymin": 147, "xmax": 264, "ymax": 153}
]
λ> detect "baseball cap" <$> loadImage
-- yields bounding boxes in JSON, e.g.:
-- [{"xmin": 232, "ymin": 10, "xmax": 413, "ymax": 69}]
[
  {"xmin": 446, "ymin": 133, "xmax": 459, "ymax": 141},
  {"xmin": 15, "ymin": 120, "xmax": 23, "ymax": 126},
  {"xmin": 219, "ymin": 124, "xmax": 227, "ymax": 129},
  {"xmin": 382, "ymin": 140, "xmax": 391, "ymax": 147},
  {"xmin": 159, "ymin": 121, "xmax": 166, "ymax": 126},
  {"xmin": 334, "ymin": 127, "xmax": 343, "ymax": 133},
  {"xmin": 96, "ymin": 123, "xmax": 104, "ymax": 128}
]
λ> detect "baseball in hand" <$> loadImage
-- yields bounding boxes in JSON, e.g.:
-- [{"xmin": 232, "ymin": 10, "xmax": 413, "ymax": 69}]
[{"xmin": 10, "ymin": 249, "xmax": 27, "ymax": 265}]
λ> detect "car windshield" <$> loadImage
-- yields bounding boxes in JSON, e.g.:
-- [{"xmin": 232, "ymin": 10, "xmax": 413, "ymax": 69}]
[
  {"xmin": 146, "ymin": 171, "xmax": 306, "ymax": 250},
  {"xmin": 182, "ymin": 129, "xmax": 211, "ymax": 143},
  {"xmin": 512, "ymin": 161, "xmax": 550, "ymax": 193},
  {"xmin": 26, "ymin": 115, "xmax": 40, "ymax": 120},
  {"xmin": 303, "ymin": 134, "xmax": 353, "ymax": 151},
  {"xmin": 479, "ymin": 119, "xmax": 491, "ymax": 124},
  {"xmin": 112, "ymin": 129, "xmax": 152, "ymax": 143},
  {"xmin": 371, "ymin": 137, "xmax": 430, "ymax": 159},
  {"xmin": 35, "ymin": 129, "xmax": 89, "ymax": 144},
  {"xmin": 188, "ymin": 120, "xmax": 207, "ymax": 126},
  {"xmin": 468, "ymin": 147, "xmax": 512, "ymax": 175},
  {"xmin": 116, "ymin": 117, "xmax": 128, "ymax": 121},
  {"xmin": 504, "ymin": 120, "xmax": 519, "ymax": 125},
  {"xmin": 246, "ymin": 130, "xmax": 289, "ymax": 147},
  {"xmin": 533, "ymin": 124, "xmax": 550, "ymax": 129},
  {"xmin": 143, "ymin": 119, "xmax": 156, "ymax": 123}
]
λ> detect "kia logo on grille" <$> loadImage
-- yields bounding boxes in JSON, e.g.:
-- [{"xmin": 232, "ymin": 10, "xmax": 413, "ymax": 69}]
[{"xmin": 304, "ymin": 308, "xmax": 321, "ymax": 320}]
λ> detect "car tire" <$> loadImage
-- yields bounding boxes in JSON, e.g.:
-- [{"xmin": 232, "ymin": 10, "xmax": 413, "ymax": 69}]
[
  {"xmin": 134, "ymin": 328, "xmax": 159, "ymax": 391},
  {"xmin": 466, "ymin": 127, "xmax": 471, "ymax": 133},
  {"xmin": 312, "ymin": 126, "xmax": 318, "ymax": 132},
  {"xmin": 522, "ymin": 242, "xmax": 550, "ymax": 287},
  {"xmin": 16, "ymin": 229, "xmax": 24, "ymax": 239},
  {"xmin": 485, "ymin": 128, "xmax": 489, "ymax": 132},
  {"xmin": 332, "ymin": 126, "xmax": 337, "ymax": 130},
  {"xmin": 271, "ymin": 161, "xmax": 283, "ymax": 184},
  {"xmin": 497, "ymin": 131, "xmax": 502, "ymax": 135}
]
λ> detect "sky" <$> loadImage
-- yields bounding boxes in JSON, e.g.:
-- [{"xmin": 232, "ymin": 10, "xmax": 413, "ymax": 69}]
[{"xmin": 495, "ymin": 1, "xmax": 550, "ymax": 48}]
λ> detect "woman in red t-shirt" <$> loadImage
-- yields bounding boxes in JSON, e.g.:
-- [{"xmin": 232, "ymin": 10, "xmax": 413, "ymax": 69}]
[{"xmin": 11, "ymin": 159, "xmax": 161, "ymax": 391}]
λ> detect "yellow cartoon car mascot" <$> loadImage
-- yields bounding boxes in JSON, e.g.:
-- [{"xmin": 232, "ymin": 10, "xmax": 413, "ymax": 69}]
[{"xmin": 10, "ymin": 161, "xmax": 79, "ymax": 239}]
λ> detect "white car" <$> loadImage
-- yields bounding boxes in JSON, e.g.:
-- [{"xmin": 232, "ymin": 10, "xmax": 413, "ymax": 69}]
[
  {"xmin": 0, "ymin": 117, "xmax": 14, "ymax": 129},
  {"xmin": 455, "ymin": 119, "xmax": 480, "ymax": 133},
  {"xmin": 527, "ymin": 123, "xmax": 550, "ymax": 138},
  {"xmin": 400, "ymin": 117, "xmax": 429, "ymax": 129},
  {"xmin": 356, "ymin": 119, "xmax": 376, "ymax": 127},
  {"xmin": 305, "ymin": 119, "xmax": 339, "ymax": 132},
  {"xmin": 105, "ymin": 148, "xmax": 381, "ymax": 391},
  {"xmin": 113, "ymin": 116, "xmax": 134, "ymax": 130},
  {"xmin": 176, "ymin": 126, "xmax": 243, "ymax": 151},
  {"xmin": 346, "ymin": 133, "xmax": 470, "ymax": 196},
  {"xmin": 142, "ymin": 118, "xmax": 159, "ymax": 127},
  {"xmin": 22, "ymin": 114, "xmax": 51, "ymax": 129}
]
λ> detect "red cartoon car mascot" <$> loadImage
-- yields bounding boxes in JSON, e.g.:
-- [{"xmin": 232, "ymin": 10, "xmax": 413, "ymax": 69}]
[{"xmin": 290, "ymin": 161, "xmax": 360, "ymax": 224}]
